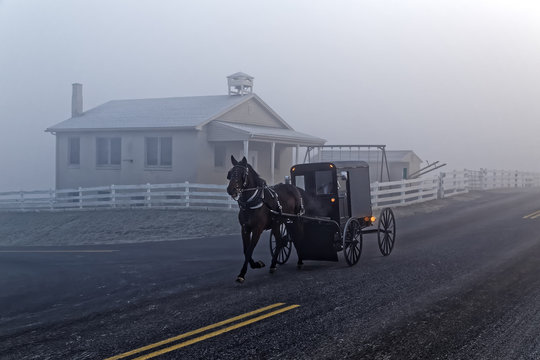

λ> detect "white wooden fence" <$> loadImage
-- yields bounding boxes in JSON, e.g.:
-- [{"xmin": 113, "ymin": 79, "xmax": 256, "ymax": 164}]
[
  {"xmin": 0, "ymin": 182, "xmax": 236, "ymax": 211},
  {"xmin": 1, "ymin": 169, "xmax": 539, "ymax": 212},
  {"xmin": 370, "ymin": 177, "xmax": 440, "ymax": 208}
]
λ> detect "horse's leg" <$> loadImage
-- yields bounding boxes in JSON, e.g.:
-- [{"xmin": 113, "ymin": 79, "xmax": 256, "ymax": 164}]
[
  {"xmin": 269, "ymin": 223, "xmax": 282, "ymax": 273},
  {"xmin": 237, "ymin": 226, "xmax": 265, "ymax": 283},
  {"xmin": 248, "ymin": 227, "xmax": 265, "ymax": 270},
  {"xmin": 249, "ymin": 258, "xmax": 264, "ymax": 268},
  {"xmin": 237, "ymin": 225, "xmax": 251, "ymax": 283},
  {"xmin": 248, "ymin": 225, "xmax": 265, "ymax": 269}
]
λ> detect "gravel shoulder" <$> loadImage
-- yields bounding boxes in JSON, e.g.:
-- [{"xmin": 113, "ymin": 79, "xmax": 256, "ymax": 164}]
[{"xmin": 0, "ymin": 191, "xmax": 487, "ymax": 246}]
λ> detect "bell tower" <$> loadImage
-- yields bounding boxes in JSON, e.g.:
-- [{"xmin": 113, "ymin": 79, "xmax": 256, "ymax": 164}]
[{"xmin": 227, "ymin": 72, "xmax": 254, "ymax": 96}]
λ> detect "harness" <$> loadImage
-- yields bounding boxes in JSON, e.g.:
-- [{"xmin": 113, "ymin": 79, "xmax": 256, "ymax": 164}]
[
  {"xmin": 238, "ymin": 186, "xmax": 267, "ymax": 210},
  {"xmin": 231, "ymin": 164, "xmax": 304, "ymax": 215}
]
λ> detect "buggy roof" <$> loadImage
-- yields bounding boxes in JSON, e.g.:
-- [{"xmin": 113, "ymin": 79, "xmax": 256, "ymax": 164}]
[{"xmin": 292, "ymin": 161, "xmax": 369, "ymax": 173}]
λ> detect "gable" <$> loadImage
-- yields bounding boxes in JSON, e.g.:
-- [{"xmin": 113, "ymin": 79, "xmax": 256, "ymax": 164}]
[
  {"xmin": 401, "ymin": 151, "xmax": 422, "ymax": 164},
  {"xmin": 217, "ymin": 98, "xmax": 286, "ymax": 129}
]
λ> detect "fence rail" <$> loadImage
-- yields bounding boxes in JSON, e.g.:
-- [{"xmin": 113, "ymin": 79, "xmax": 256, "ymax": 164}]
[
  {"xmin": 1, "ymin": 169, "xmax": 539, "ymax": 212},
  {"xmin": 0, "ymin": 182, "xmax": 236, "ymax": 211}
]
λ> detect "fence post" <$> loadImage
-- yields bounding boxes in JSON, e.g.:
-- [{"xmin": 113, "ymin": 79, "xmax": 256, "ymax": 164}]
[
  {"xmin": 185, "ymin": 181, "xmax": 190, "ymax": 208},
  {"xmin": 111, "ymin": 184, "xmax": 116, "ymax": 208},
  {"xmin": 371, "ymin": 181, "xmax": 378, "ymax": 208},
  {"xmin": 438, "ymin": 173, "xmax": 445, "ymax": 199},
  {"xmin": 19, "ymin": 191, "xmax": 24, "ymax": 211},
  {"xmin": 78, "ymin": 187, "xmax": 83, "ymax": 209},
  {"xmin": 49, "ymin": 188, "xmax": 54, "ymax": 210},
  {"xmin": 146, "ymin": 183, "xmax": 151, "ymax": 208},
  {"xmin": 400, "ymin": 179, "xmax": 406, "ymax": 204},
  {"xmin": 418, "ymin": 179, "xmax": 425, "ymax": 202}
]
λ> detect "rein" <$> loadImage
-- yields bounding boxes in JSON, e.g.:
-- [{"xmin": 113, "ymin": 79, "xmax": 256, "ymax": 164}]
[{"xmin": 230, "ymin": 164, "xmax": 304, "ymax": 216}]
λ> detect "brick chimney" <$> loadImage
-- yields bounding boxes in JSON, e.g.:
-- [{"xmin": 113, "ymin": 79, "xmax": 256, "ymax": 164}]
[{"xmin": 71, "ymin": 83, "xmax": 83, "ymax": 117}]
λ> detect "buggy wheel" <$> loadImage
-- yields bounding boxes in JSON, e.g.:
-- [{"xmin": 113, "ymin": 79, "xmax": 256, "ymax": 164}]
[
  {"xmin": 343, "ymin": 218, "xmax": 362, "ymax": 266},
  {"xmin": 378, "ymin": 208, "xmax": 396, "ymax": 256},
  {"xmin": 269, "ymin": 223, "xmax": 292, "ymax": 265}
]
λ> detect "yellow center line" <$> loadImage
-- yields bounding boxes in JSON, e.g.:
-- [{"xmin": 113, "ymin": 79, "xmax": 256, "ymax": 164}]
[
  {"xmin": 0, "ymin": 250, "xmax": 118, "ymax": 253},
  {"xmin": 104, "ymin": 302, "xmax": 288, "ymax": 360},
  {"xmin": 131, "ymin": 304, "xmax": 300, "ymax": 360},
  {"xmin": 523, "ymin": 210, "xmax": 540, "ymax": 219}
]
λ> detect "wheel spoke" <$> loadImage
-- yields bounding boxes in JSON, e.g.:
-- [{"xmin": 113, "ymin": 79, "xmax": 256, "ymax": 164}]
[
  {"xmin": 269, "ymin": 224, "xmax": 292, "ymax": 265},
  {"xmin": 343, "ymin": 219, "xmax": 362, "ymax": 266},
  {"xmin": 378, "ymin": 208, "xmax": 396, "ymax": 256}
]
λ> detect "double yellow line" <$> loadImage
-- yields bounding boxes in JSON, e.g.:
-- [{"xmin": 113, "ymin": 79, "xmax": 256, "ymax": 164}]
[
  {"xmin": 523, "ymin": 210, "xmax": 540, "ymax": 219},
  {"xmin": 104, "ymin": 302, "xmax": 299, "ymax": 360}
]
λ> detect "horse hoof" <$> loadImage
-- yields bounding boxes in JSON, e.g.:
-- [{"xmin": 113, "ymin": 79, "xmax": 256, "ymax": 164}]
[
  {"xmin": 269, "ymin": 267, "xmax": 277, "ymax": 274},
  {"xmin": 258, "ymin": 261, "xmax": 265, "ymax": 268},
  {"xmin": 236, "ymin": 276, "xmax": 245, "ymax": 283}
]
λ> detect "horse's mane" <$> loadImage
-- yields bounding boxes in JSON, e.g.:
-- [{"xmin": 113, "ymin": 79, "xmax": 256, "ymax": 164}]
[{"xmin": 247, "ymin": 164, "xmax": 267, "ymax": 187}]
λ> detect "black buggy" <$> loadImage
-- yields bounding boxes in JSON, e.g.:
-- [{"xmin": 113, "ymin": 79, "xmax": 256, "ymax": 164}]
[{"xmin": 269, "ymin": 161, "xmax": 396, "ymax": 266}]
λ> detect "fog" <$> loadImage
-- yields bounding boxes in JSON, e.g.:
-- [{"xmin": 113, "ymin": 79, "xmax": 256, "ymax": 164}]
[{"xmin": 1, "ymin": 0, "xmax": 540, "ymax": 191}]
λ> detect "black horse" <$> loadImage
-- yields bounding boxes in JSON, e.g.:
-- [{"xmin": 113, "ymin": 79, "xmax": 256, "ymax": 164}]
[{"xmin": 226, "ymin": 155, "xmax": 306, "ymax": 283}]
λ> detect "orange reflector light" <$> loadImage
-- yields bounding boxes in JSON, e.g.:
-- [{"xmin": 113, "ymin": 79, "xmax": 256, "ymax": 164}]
[
  {"xmin": 292, "ymin": 167, "xmax": 296, "ymax": 172},
  {"xmin": 371, "ymin": 216, "xmax": 376, "ymax": 222},
  {"xmin": 331, "ymin": 198, "xmax": 336, "ymax": 203},
  {"xmin": 329, "ymin": 164, "xmax": 334, "ymax": 168}
]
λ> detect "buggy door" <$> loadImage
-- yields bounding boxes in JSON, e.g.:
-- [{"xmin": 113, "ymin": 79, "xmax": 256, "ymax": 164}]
[{"xmin": 292, "ymin": 164, "xmax": 340, "ymax": 261}]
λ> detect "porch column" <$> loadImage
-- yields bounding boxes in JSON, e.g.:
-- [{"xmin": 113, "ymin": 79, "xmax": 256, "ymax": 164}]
[
  {"xmin": 271, "ymin": 142, "xmax": 275, "ymax": 185},
  {"xmin": 296, "ymin": 144, "xmax": 300, "ymax": 164},
  {"xmin": 243, "ymin": 140, "xmax": 249, "ymax": 159}
]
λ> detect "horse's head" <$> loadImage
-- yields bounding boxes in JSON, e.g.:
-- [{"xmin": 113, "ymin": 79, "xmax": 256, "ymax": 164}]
[{"xmin": 227, "ymin": 155, "xmax": 249, "ymax": 200}]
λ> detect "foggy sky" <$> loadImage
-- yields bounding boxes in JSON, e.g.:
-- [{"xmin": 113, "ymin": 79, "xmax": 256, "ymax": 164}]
[{"xmin": 1, "ymin": 0, "xmax": 540, "ymax": 191}]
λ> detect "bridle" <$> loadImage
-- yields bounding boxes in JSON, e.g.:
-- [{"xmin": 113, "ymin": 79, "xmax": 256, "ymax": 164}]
[
  {"xmin": 228, "ymin": 164, "xmax": 270, "ymax": 210},
  {"xmin": 228, "ymin": 164, "xmax": 299, "ymax": 214},
  {"xmin": 228, "ymin": 164, "xmax": 250, "ymax": 196}
]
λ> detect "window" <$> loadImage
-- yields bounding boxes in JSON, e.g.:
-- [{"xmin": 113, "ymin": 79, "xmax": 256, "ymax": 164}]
[
  {"xmin": 68, "ymin": 137, "xmax": 80, "ymax": 166},
  {"xmin": 315, "ymin": 170, "xmax": 334, "ymax": 195},
  {"xmin": 96, "ymin": 137, "xmax": 121, "ymax": 167},
  {"xmin": 145, "ymin": 137, "xmax": 172, "ymax": 167},
  {"xmin": 295, "ymin": 175, "xmax": 305, "ymax": 190},
  {"xmin": 214, "ymin": 144, "xmax": 226, "ymax": 167}
]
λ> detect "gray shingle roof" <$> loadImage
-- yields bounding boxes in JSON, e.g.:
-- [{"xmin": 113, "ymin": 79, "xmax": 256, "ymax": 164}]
[
  {"xmin": 213, "ymin": 121, "xmax": 326, "ymax": 145},
  {"xmin": 46, "ymin": 95, "xmax": 252, "ymax": 132}
]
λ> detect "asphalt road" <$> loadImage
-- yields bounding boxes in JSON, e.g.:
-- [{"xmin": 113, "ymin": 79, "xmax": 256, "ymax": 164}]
[{"xmin": 1, "ymin": 189, "xmax": 539, "ymax": 360}]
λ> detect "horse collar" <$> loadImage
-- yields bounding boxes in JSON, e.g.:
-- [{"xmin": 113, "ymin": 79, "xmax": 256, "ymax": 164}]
[{"xmin": 238, "ymin": 186, "xmax": 265, "ymax": 210}]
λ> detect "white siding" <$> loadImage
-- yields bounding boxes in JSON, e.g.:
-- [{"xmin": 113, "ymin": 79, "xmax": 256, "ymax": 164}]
[{"xmin": 56, "ymin": 130, "xmax": 200, "ymax": 189}]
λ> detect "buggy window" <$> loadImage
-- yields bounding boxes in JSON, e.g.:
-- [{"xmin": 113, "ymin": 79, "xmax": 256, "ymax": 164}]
[
  {"xmin": 295, "ymin": 175, "xmax": 305, "ymax": 190},
  {"xmin": 315, "ymin": 170, "xmax": 334, "ymax": 195}
]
